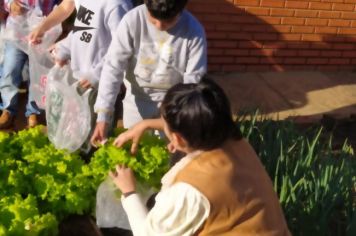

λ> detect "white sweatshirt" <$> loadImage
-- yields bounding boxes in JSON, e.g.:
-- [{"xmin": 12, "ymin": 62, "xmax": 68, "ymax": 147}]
[
  {"xmin": 56, "ymin": 0, "xmax": 133, "ymax": 87},
  {"xmin": 94, "ymin": 4, "xmax": 207, "ymax": 121}
]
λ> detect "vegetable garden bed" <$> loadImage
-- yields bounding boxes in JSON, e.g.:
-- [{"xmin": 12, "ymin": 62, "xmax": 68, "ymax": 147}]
[{"xmin": 0, "ymin": 113, "xmax": 355, "ymax": 236}]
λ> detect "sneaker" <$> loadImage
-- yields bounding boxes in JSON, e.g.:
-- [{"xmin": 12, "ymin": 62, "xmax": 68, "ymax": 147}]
[
  {"xmin": 0, "ymin": 110, "xmax": 14, "ymax": 129},
  {"xmin": 27, "ymin": 114, "xmax": 38, "ymax": 128}
]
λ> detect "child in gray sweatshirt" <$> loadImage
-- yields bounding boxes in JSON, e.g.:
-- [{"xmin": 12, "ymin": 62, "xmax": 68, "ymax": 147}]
[{"xmin": 91, "ymin": 0, "xmax": 207, "ymax": 146}]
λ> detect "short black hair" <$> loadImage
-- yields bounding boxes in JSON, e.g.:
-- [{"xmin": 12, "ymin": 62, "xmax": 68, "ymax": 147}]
[
  {"xmin": 144, "ymin": 0, "xmax": 188, "ymax": 20},
  {"xmin": 161, "ymin": 76, "xmax": 242, "ymax": 151}
]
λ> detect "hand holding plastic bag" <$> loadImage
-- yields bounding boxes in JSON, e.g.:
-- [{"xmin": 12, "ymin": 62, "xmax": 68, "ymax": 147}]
[{"xmin": 45, "ymin": 65, "xmax": 92, "ymax": 152}]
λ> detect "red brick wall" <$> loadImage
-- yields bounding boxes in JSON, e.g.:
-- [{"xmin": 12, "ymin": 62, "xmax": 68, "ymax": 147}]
[{"xmin": 187, "ymin": 0, "xmax": 356, "ymax": 72}]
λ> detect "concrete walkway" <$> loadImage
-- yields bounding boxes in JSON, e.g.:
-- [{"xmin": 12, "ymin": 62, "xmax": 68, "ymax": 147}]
[{"xmin": 212, "ymin": 71, "xmax": 356, "ymax": 122}]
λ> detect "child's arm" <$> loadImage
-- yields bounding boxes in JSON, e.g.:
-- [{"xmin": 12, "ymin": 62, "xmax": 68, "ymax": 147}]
[
  {"xmin": 91, "ymin": 15, "xmax": 134, "ymax": 145},
  {"xmin": 84, "ymin": 2, "xmax": 132, "ymax": 88},
  {"xmin": 29, "ymin": 0, "xmax": 75, "ymax": 44},
  {"xmin": 120, "ymin": 182, "xmax": 210, "ymax": 236},
  {"xmin": 113, "ymin": 118, "xmax": 164, "ymax": 154},
  {"xmin": 183, "ymin": 26, "xmax": 207, "ymax": 84}
]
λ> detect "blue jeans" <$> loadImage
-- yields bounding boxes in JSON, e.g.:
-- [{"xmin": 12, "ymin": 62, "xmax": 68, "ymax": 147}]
[{"xmin": 0, "ymin": 42, "xmax": 41, "ymax": 117}]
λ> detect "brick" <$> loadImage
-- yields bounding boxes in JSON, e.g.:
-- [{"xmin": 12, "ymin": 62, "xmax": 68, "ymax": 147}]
[
  {"xmin": 224, "ymin": 49, "xmax": 250, "ymax": 56},
  {"xmin": 206, "ymin": 32, "xmax": 228, "ymax": 39},
  {"xmin": 287, "ymin": 42, "xmax": 311, "ymax": 49},
  {"xmin": 319, "ymin": 11, "xmax": 341, "ymax": 19},
  {"xmin": 333, "ymin": 43, "xmax": 355, "ymax": 50},
  {"xmin": 249, "ymin": 48, "xmax": 275, "ymax": 56},
  {"xmin": 235, "ymin": 57, "xmax": 260, "ymax": 64},
  {"xmin": 245, "ymin": 7, "xmax": 270, "ymax": 16},
  {"xmin": 281, "ymin": 17, "xmax": 305, "ymax": 25},
  {"xmin": 270, "ymin": 9, "xmax": 294, "ymax": 17},
  {"xmin": 239, "ymin": 41, "xmax": 263, "ymax": 49},
  {"xmin": 292, "ymin": 26, "xmax": 314, "ymax": 33},
  {"xmin": 209, "ymin": 56, "xmax": 235, "ymax": 64},
  {"xmin": 332, "ymin": 3, "xmax": 354, "ymax": 11},
  {"xmin": 260, "ymin": 0, "xmax": 284, "ymax": 8},
  {"xmin": 305, "ymin": 18, "xmax": 328, "ymax": 26},
  {"xmin": 253, "ymin": 33, "xmax": 278, "ymax": 41},
  {"xmin": 260, "ymin": 57, "xmax": 284, "ymax": 64},
  {"xmin": 230, "ymin": 15, "xmax": 257, "ymax": 24},
  {"xmin": 297, "ymin": 50, "xmax": 320, "ymax": 57},
  {"xmin": 241, "ymin": 24, "xmax": 269, "ymax": 32},
  {"xmin": 228, "ymin": 32, "xmax": 252, "ymax": 40},
  {"xmin": 307, "ymin": 58, "xmax": 329, "ymax": 64},
  {"xmin": 202, "ymin": 14, "xmax": 230, "ymax": 22},
  {"xmin": 342, "ymin": 50, "xmax": 356, "ymax": 57},
  {"xmin": 234, "ymin": 0, "xmax": 260, "ymax": 6},
  {"xmin": 310, "ymin": 42, "xmax": 329, "ymax": 50},
  {"xmin": 264, "ymin": 42, "xmax": 288, "ymax": 49},
  {"xmin": 284, "ymin": 58, "xmax": 307, "ymax": 64},
  {"xmin": 188, "ymin": 4, "xmax": 220, "ymax": 14},
  {"xmin": 329, "ymin": 58, "xmax": 350, "ymax": 65},
  {"xmin": 222, "ymin": 65, "xmax": 246, "ymax": 72},
  {"xmin": 207, "ymin": 49, "xmax": 225, "ymax": 56},
  {"xmin": 309, "ymin": 2, "xmax": 332, "ymax": 10},
  {"xmin": 323, "ymin": 35, "xmax": 347, "ymax": 43},
  {"xmin": 219, "ymin": 5, "xmax": 243, "ymax": 14},
  {"xmin": 338, "ymin": 28, "xmax": 356, "ymax": 35},
  {"xmin": 295, "ymin": 10, "xmax": 318, "ymax": 18},
  {"xmin": 341, "ymin": 12, "xmax": 356, "ymax": 20},
  {"xmin": 274, "ymin": 25, "xmax": 292, "ymax": 33},
  {"xmin": 259, "ymin": 16, "xmax": 281, "ymax": 25},
  {"xmin": 285, "ymin": 1, "xmax": 309, "ymax": 9},
  {"xmin": 302, "ymin": 34, "xmax": 322, "ymax": 42},
  {"xmin": 274, "ymin": 49, "xmax": 298, "ymax": 57},
  {"xmin": 282, "ymin": 33, "xmax": 302, "ymax": 41},
  {"xmin": 315, "ymin": 27, "xmax": 337, "ymax": 34},
  {"xmin": 213, "ymin": 40, "xmax": 238, "ymax": 48},
  {"xmin": 216, "ymin": 24, "xmax": 240, "ymax": 32},
  {"xmin": 328, "ymin": 19, "xmax": 351, "ymax": 27},
  {"xmin": 321, "ymin": 51, "xmax": 342, "ymax": 57}
]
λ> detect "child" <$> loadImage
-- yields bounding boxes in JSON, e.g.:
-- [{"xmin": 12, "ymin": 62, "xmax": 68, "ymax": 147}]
[
  {"xmin": 30, "ymin": 0, "xmax": 133, "ymax": 90},
  {"xmin": 90, "ymin": 0, "xmax": 207, "ymax": 146},
  {"xmin": 0, "ymin": 0, "xmax": 59, "ymax": 129},
  {"xmin": 110, "ymin": 77, "xmax": 291, "ymax": 235}
]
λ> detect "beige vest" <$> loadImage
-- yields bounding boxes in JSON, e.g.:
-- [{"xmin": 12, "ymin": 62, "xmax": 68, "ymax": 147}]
[{"xmin": 174, "ymin": 139, "xmax": 291, "ymax": 236}]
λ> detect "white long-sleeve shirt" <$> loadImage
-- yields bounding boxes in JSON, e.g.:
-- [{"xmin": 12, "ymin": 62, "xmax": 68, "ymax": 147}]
[
  {"xmin": 55, "ymin": 0, "xmax": 132, "ymax": 87},
  {"xmin": 122, "ymin": 151, "xmax": 210, "ymax": 236},
  {"xmin": 94, "ymin": 4, "xmax": 207, "ymax": 121}
]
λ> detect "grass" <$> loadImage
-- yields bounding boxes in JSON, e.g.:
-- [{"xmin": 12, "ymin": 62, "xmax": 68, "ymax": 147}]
[{"xmin": 237, "ymin": 111, "xmax": 356, "ymax": 236}]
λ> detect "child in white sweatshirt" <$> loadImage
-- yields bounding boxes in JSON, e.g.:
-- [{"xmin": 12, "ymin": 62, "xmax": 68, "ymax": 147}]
[{"xmin": 90, "ymin": 0, "xmax": 207, "ymax": 147}]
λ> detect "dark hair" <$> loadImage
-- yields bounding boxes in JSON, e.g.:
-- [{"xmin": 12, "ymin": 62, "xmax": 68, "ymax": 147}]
[
  {"xmin": 160, "ymin": 76, "xmax": 243, "ymax": 151},
  {"xmin": 144, "ymin": 0, "xmax": 188, "ymax": 20}
]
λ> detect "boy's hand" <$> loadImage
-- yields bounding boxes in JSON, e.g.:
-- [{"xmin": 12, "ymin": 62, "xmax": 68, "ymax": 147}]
[
  {"xmin": 90, "ymin": 122, "xmax": 108, "ymax": 147},
  {"xmin": 10, "ymin": 0, "xmax": 27, "ymax": 16},
  {"xmin": 79, "ymin": 79, "xmax": 92, "ymax": 89},
  {"xmin": 109, "ymin": 165, "xmax": 136, "ymax": 194}
]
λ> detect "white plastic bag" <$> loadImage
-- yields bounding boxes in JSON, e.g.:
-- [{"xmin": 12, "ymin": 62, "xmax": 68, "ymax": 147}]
[
  {"xmin": 96, "ymin": 178, "xmax": 154, "ymax": 229},
  {"xmin": 45, "ymin": 65, "xmax": 92, "ymax": 153},
  {"xmin": 3, "ymin": 8, "xmax": 62, "ymax": 54}
]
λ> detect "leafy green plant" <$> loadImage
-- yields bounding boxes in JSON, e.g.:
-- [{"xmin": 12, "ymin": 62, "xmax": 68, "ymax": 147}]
[{"xmin": 238, "ymin": 112, "xmax": 355, "ymax": 236}]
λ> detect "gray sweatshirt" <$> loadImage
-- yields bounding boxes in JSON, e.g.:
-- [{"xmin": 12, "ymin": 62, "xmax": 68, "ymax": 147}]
[
  {"xmin": 56, "ymin": 0, "xmax": 132, "ymax": 87},
  {"xmin": 94, "ymin": 4, "xmax": 207, "ymax": 121}
]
